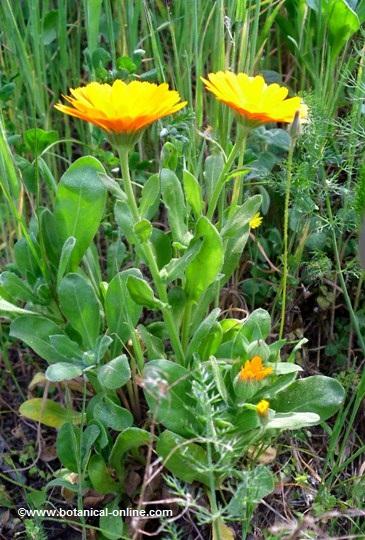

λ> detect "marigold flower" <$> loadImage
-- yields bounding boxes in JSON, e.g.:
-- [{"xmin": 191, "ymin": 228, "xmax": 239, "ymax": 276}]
[
  {"xmin": 201, "ymin": 71, "xmax": 307, "ymax": 125},
  {"xmin": 256, "ymin": 399, "xmax": 270, "ymax": 417},
  {"xmin": 249, "ymin": 212, "xmax": 263, "ymax": 229},
  {"xmin": 239, "ymin": 356, "xmax": 273, "ymax": 382},
  {"xmin": 55, "ymin": 80, "xmax": 187, "ymax": 140}
]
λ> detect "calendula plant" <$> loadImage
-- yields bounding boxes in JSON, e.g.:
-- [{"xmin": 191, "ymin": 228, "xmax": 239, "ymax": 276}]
[{"xmin": 0, "ymin": 74, "xmax": 344, "ymax": 539}]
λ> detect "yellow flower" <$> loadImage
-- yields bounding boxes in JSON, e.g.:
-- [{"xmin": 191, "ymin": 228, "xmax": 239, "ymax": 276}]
[
  {"xmin": 249, "ymin": 212, "xmax": 263, "ymax": 229},
  {"xmin": 239, "ymin": 356, "xmax": 273, "ymax": 382},
  {"xmin": 201, "ymin": 71, "xmax": 307, "ymax": 125},
  {"xmin": 256, "ymin": 399, "xmax": 270, "ymax": 417},
  {"xmin": 55, "ymin": 80, "xmax": 187, "ymax": 138}
]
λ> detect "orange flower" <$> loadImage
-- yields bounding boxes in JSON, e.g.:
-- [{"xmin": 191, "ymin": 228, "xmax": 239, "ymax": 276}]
[
  {"xmin": 256, "ymin": 399, "xmax": 270, "ymax": 417},
  {"xmin": 239, "ymin": 356, "xmax": 273, "ymax": 382},
  {"xmin": 201, "ymin": 71, "xmax": 307, "ymax": 126},
  {"xmin": 55, "ymin": 80, "xmax": 187, "ymax": 138}
]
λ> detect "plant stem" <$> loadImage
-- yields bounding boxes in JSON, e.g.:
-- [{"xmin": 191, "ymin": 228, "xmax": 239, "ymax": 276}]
[
  {"xmin": 118, "ymin": 146, "xmax": 185, "ymax": 365},
  {"xmin": 143, "ymin": 241, "xmax": 185, "ymax": 365},
  {"xmin": 279, "ymin": 138, "xmax": 295, "ymax": 339},
  {"xmin": 118, "ymin": 146, "xmax": 139, "ymax": 221},
  {"xmin": 230, "ymin": 128, "xmax": 248, "ymax": 207},
  {"xmin": 206, "ymin": 409, "xmax": 220, "ymax": 540},
  {"xmin": 207, "ymin": 130, "xmax": 246, "ymax": 221}
]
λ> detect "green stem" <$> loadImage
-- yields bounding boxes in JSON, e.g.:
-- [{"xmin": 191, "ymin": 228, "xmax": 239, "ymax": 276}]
[
  {"xmin": 279, "ymin": 139, "xmax": 295, "ymax": 339},
  {"xmin": 142, "ymin": 242, "xmax": 185, "ymax": 365},
  {"xmin": 230, "ymin": 129, "xmax": 248, "ymax": 208},
  {"xmin": 118, "ymin": 146, "xmax": 185, "ymax": 365},
  {"xmin": 118, "ymin": 146, "xmax": 139, "ymax": 220},
  {"xmin": 206, "ymin": 130, "xmax": 246, "ymax": 221},
  {"xmin": 206, "ymin": 414, "xmax": 220, "ymax": 540}
]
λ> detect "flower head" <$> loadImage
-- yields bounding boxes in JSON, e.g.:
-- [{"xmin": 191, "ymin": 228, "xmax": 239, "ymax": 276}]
[
  {"xmin": 239, "ymin": 356, "xmax": 273, "ymax": 382},
  {"xmin": 55, "ymin": 80, "xmax": 187, "ymax": 143},
  {"xmin": 256, "ymin": 399, "xmax": 270, "ymax": 417},
  {"xmin": 249, "ymin": 212, "xmax": 263, "ymax": 229},
  {"xmin": 201, "ymin": 71, "xmax": 307, "ymax": 126}
]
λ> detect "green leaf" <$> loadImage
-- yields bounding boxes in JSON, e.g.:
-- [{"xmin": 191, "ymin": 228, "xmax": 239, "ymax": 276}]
[
  {"xmin": 42, "ymin": 10, "xmax": 58, "ymax": 45},
  {"xmin": 238, "ymin": 308, "xmax": 271, "ymax": 341},
  {"xmin": 270, "ymin": 375, "xmax": 345, "ymax": 421},
  {"xmin": 156, "ymin": 430, "xmax": 210, "ymax": 486},
  {"xmin": 99, "ymin": 501, "xmax": 124, "ymax": 539},
  {"xmin": 109, "ymin": 428, "xmax": 152, "ymax": 477},
  {"xmin": 150, "ymin": 228, "xmax": 172, "ymax": 269},
  {"xmin": 210, "ymin": 356, "xmax": 228, "ymax": 403},
  {"xmin": 114, "ymin": 200, "xmax": 135, "ymax": 244},
  {"xmin": 100, "ymin": 173, "xmax": 127, "ymax": 201},
  {"xmin": 204, "ymin": 153, "xmax": 224, "ymax": 200},
  {"xmin": 54, "ymin": 156, "xmax": 106, "ymax": 269},
  {"xmin": 140, "ymin": 173, "xmax": 160, "ymax": 219},
  {"xmin": 323, "ymin": 0, "xmax": 360, "ymax": 60},
  {"xmin": 81, "ymin": 424, "xmax": 100, "ymax": 469},
  {"xmin": 105, "ymin": 269, "xmax": 143, "ymax": 345},
  {"xmin": 24, "ymin": 128, "xmax": 58, "ymax": 155},
  {"xmin": 138, "ymin": 325, "xmax": 165, "ymax": 360},
  {"xmin": 221, "ymin": 195, "xmax": 262, "ymax": 238},
  {"xmin": 14, "ymin": 237, "xmax": 40, "ymax": 280},
  {"xmin": 56, "ymin": 423, "xmax": 80, "ymax": 472},
  {"xmin": 160, "ymin": 168, "xmax": 189, "ymax": 245},
  {"xmin": 269, "ymin": 362, "xmax": 303, "ymax": 375},
  {"xmin": 58, "ymin": 273, "xmax": 101, "ymax": 349},
  {"xmin": 134, "ymin": 218, "xmax": 152, "ymax": 243},
  {"xmin": 92, "ymin": 335, "xmax": 112, "ymax": 363},
  {"xmin": 49, "ymin": 334, "xmax": 83, "ymax": 361},
  {"xmin": 57, "ymin": 237, "xmax": 76, "ymax": 287},
  {"xmin": 183, "ymin": 170, "xmax": 203, "ymax": 217},
  {"xmin": 92, "ymin": 47, "xmax": 111, "ymax": 69},
  {"xmin": 197, "ymin": 322, "xmax": 223, "ymax": 360},
  {"xmin": 10, "ymin": 316, "xmax": 69, "ymax": 364},
  {"xmin": 45, "ymin": 478, "xmax": 83, "ymax": 493},
  {"xmin": 46, "ymin": 363, "xmax": 83, "ymax": 383},
  {"xmin": 267, "ymin": 412, "xmax": 320, "ymax": 430},
  {"xmin": 93, "ymin": 397, "xmax": 133, "ymax": 431},
  {"xmin": 159, "ymin": 241, "xmax": 201, "ymax": 283},
  {"xmin": 88, "ymin": 454, "xmax": 119, "ymax": 494},
  {"xmin": 40, "ymin": 208, "xmax": 60, "ymax": 266},
  {"xmin": 127, "ymin": 275, "xmax": 164, "ymax": 310},
  {"xmin": 225, "ymin": 466, "xmax": 274, "ymax": 516},
  {"xmin": 144, "ymin": 360, "xmax": 199, "ymax": 437},
  {"xmin": 97, "ymin": 355, "xmax": 131, "ymax": 389},
  {"xmin": 19, "ymin": 398, "xmax": 80, "ymax": 428},
  {"xmin": 116, "ymin": 55, "xmax": 136, "ymax": 72},
  {"xmin": 0, "ymin": 271, "xmax": 36, "ymax": 303},
  {"xmin": 185, "ymin": 217, "xmax": 223, "ymax": 300},
  {"xmin": 221, "ymin": 195, "xmax": 262, "ymax": 281},
  {"xmin": 0, "ymin": 298, "xmax": 37, "ymax": 316},
  {"xmin": 99, "ymin": 499, "xmax": 127, "ymax": 540},
  {"xmin": 107, "ymin": 240, "xmax": 126, "ymax": 280},
  {"xmin": 186, "ymin": 308, "xmax": 221, "ymax": 361},
  {"xmin": 27, "ymin": 489, "xmax": 47, "ymax": 509}
]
